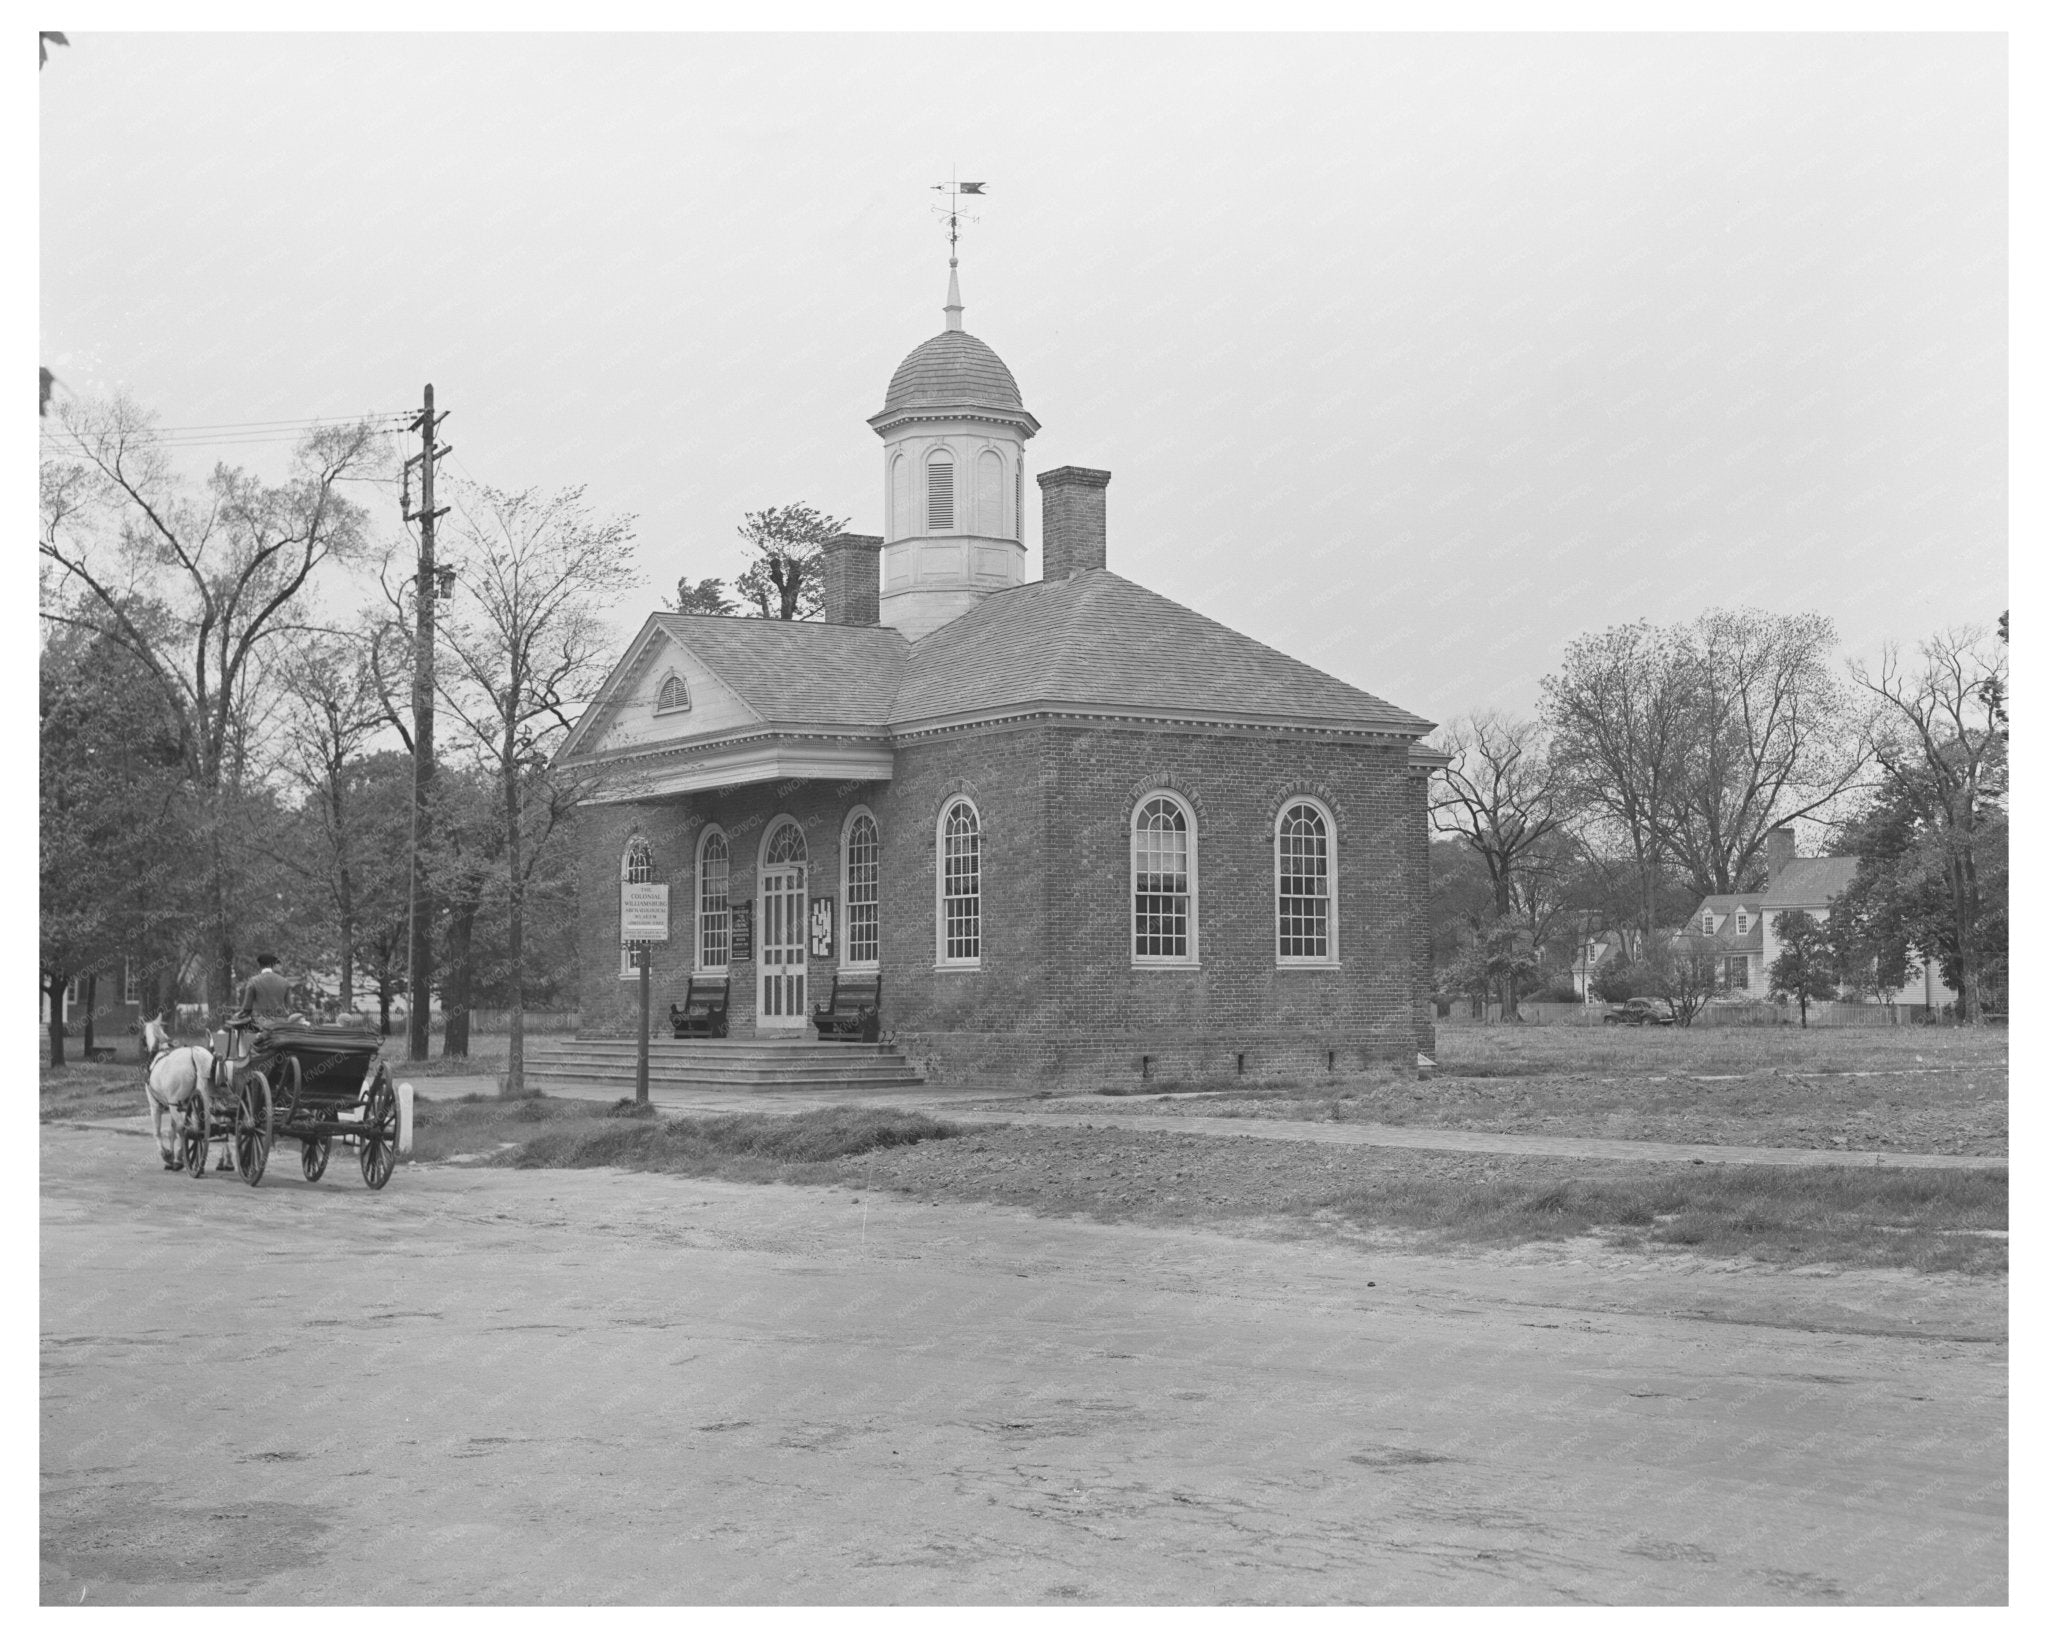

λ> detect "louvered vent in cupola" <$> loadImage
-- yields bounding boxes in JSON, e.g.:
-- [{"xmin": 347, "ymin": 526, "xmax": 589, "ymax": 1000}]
[
  {"xmin": 656, "ymin": 673, "xmax": 690, "ymax": 713},
  {"xmin": 926, "ymin": 450, "xmax": 955, "ymax": 532}
]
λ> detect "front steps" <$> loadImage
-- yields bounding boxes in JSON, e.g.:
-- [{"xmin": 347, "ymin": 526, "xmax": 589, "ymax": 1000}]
[{"xmin": 524, "ymin": 1037, "xmax": 925, "ymax": 1093}]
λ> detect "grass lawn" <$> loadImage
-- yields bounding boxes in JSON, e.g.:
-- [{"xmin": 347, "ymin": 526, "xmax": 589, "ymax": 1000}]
[
  {"xmin": 1088, "ymin": 1026, "xmax": 2008, "ymax": 1156},
  {"xmin": 394, "ymin": 1096, "xmax": 2006, "ymax": 1278}
]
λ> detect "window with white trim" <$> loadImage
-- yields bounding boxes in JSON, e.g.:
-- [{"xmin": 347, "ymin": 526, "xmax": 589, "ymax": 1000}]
[
  {"xmin": 1276, "ymin": 801, "xmax": 1337, "ymax": 963},
  {"xmin": 123, "ymin": 959, "xmax": 141, "ymax": 1006},
  {"xmin": 1725, "ymin": 955, "xmax": 1750, "ymax": 990},
  {"xmin": 938, "ymin": 799, "xmax": 980, "ymax": 965},
  {"xmin": 656, "ymin": 673, "xmax": 690, "ymax": 713},
  {"xmin": 1735, "ymin": 909, "xmax": 1750, "ymax": 935},
  {"xmin": 697, "ymin": 829, "xmax": 730, "ymax": 972},
  {"xmin": 926, "ymin": 449, "xmax": 955, "ymax": 532},
  {"xmin": 1701, "ymin": 909, "xmax": 1717, "ymax": 935},
  {"xmin": 619, "ymin": 836, "xmax": 655, "ymax": 977},
  {"xmin": 1131, "ymin": 794, "xmax": 1197, "ymax": 964},
  {"xmin": 843, "ymin": 810, "xmax": 880, "ymax": 968}
]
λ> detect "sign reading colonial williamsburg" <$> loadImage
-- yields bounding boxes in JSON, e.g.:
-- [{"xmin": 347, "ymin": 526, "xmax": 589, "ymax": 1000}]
[
  {"xmin": 810, "ymin": 897, "xmax": 834, "ymax": 958},
  {"xmin": 619, "ymin": 884, "xmax": 669, "ymax": 943},
  {"xmin": 731, "ymin": 901, "xmax": 754, "ymax": 963}
]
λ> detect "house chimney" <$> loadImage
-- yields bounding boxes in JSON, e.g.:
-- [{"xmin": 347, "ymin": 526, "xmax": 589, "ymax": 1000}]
[
  {"xmin": 1765, "ymin": 825, "xmax": 1796, "ymax": 884},
  {"xmin": 821, "ymin": 532, "xmax": 882, "ymax": 626},
  {"xmin": 1038, "ymin": 466, "xmax": 1111, "ymax": 580}
]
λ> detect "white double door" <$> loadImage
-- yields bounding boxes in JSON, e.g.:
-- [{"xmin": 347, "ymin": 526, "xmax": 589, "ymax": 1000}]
[{"xmin": 757, "ymin": 863, "xmax": 808, "ymax": 1030}]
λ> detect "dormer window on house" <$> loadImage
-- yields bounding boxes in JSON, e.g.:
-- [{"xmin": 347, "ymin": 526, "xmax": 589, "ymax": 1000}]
[
  {"xmin": 926, "ymin": 449, "xmax": 955, "ymax": 532},
  {"xmin": 1702, "ymin": 910, "xmax": 1716, "ymax": 935},
  {"xmin": 1736, "ymin": 909, "xmax": 1750, "ymax": 934},
  {"xmin": 656, "ymin": 673, "xmax": 691, "ymax": 714}
]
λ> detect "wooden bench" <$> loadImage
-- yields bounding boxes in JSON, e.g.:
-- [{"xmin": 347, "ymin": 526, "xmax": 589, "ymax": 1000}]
[
  {"xmin": 811, "ymin": 974, "xmax": 881, "ymax": 1042},
  {"xmin": 668, "ymin": 976, "xmax": 729, "ymax": 1040}
]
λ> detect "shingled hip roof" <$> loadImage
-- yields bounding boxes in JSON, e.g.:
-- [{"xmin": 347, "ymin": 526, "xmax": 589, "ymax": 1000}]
[
  {"xmin": 874, "ymin": 330, "xmax": 1032, "ymax": 426},
  {"xmin": 893, "ymin": 570, "xmax": 1433, "ymax": 734}
]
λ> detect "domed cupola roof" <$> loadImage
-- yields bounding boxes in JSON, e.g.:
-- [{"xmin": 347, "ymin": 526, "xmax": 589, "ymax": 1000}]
[
  {"xmin": 868, "ymin": 259, "xmax": 1040, "ymax": 438},
  {"xmin": 870, "ymin": 330, "xmax": 1040, "ymax": 437}
]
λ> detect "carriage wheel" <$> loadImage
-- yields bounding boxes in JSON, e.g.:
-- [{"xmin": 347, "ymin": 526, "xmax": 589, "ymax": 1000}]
[
  {"xmin": 277, "ymin": 1054, "xmax": 302, "ymax": 1115},
  {"xmin": 180, "ymin": 1097, "xmax": 209, "ymax": 1180},
  {"xmin": 359, "ymin": 1068, "xmax": 399, "ymax": 1191},
  {"xmin": 301, "ymin": 1135, "xmax": 331, "ymax": 1183},
  {"xmin": 234, "ymin": 1070, "xmax": 273, "ymax": 1187}
]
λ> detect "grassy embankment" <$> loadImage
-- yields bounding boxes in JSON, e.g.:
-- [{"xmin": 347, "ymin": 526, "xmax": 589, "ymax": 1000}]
[{"xmin": 391, "ymin": 1093, "xmax": 2005, "ymax": 1277}]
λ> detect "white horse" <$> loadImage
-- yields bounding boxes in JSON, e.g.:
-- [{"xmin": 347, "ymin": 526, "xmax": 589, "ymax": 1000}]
[{"xmin": 140, "ymin": 1017, "xmax": 215, "ymax": 1172}]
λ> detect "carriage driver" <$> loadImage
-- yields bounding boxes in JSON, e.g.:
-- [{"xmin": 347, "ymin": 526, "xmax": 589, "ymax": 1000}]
[{"xmin": 228, "ymin": 954, "xmax": 294, "ymax": 1044}]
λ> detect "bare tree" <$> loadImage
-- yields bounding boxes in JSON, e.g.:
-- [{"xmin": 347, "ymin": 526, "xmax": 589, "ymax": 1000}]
[
  {"xmin": 39, "ymin": 395, "xmax": 385, "ymax": 1010},
  {"xmin": 1540, "ymin": 621, "xmax": 1690, "ymax": 947},
  {"xmin": 436, "ymin": 481, "xmax": 639, "ymax": 1095},
  {"xmin": 1429, "ymin": 711, "xmax": 1569, "ymax": 1019},
  {"xmin": 1851, "ymin": 625, "xmax": 2007, "ymax": 1022},
  {"xmin": 1662, "ymin": 609, "xmax": 1869, "ymax": 896}
]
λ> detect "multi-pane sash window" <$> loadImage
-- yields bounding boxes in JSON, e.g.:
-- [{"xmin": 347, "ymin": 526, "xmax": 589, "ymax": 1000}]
[
  {"xmin": 927, "ymin": 450, "xmax": 955, "ymax": 532},
  {"xmin": 1132, "ymin": 796, "xmax": 1193, "ymax": 961},
  {"xmin": 1277, "ymin": 803, "xmax": 1333, "ymax": 961},
  {"xmin": 123, "ymin": 959, "xmax": 141, "ymax": 1006},
  {"xmin": 698, "ymin": 831, "xmax": 730, "ymax": 971},
  {"xmin": 1726, "ymin": 955, "xmax": 1749, "ymax": 990},
  {"xmin": 620, "ymin": 836, "xmax": 654, "ymax": 976},
  {"xmin": 845, "ymin": 813, "xmax": 880, "ymax": 966},
  {"xmin": 940, "ymin": 801, "xmax": 980, "ymax": 963}
]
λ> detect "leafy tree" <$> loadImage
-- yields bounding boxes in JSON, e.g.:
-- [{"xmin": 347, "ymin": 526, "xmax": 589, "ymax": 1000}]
[
  {"xmin": 40, "ymin": 395, "xmax": 384, "ymax": 1011},
  {"xmin": 39, "ymin": 620, "xmax": 199, "ymax": 1065},
  {"xmin": 669, "ymin": 576, "xmax": 737, "ymax": 616},
  {"xmin": 438, "ymin": 480, "xmax": 638, "ymax": 1093},
  {"xmin": 1848, "ymin": 625, "xmax": 2007, "ymax": 1022},
  {"xmin": 1644, "ymin": 933, "xmax": 1728, "ymax": 1026},
  {"xmin": 732, "ymin": 503, "xmax": 849, "ymax": 621},
  {"xmin": 1767, "ymin": 910, "xmax": 1839, "ymax": 1027}
]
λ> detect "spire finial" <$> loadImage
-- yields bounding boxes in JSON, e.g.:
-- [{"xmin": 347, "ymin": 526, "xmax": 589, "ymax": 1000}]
[{"xmin": 931, "ymin": 174, "xmax": 985, "ymax": 333}]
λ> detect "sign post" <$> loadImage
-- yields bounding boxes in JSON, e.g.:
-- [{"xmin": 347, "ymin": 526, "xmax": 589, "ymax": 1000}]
[{"xmin": 620, "ymin": 884, "xmax": 670, "ymax": 1105}]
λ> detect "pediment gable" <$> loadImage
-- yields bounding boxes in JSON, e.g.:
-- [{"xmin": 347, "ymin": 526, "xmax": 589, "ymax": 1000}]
[{"xmin": 566, "ymin": 625, "xmax": 763, "ymax": 760}]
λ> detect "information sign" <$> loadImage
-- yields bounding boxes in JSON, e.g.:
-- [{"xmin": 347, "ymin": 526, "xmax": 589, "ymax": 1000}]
[{"xmin": 620, "ymin": 883, "xmax": 670, "ymax": 942}]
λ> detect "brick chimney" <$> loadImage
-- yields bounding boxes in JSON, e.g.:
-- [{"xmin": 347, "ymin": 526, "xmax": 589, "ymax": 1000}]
[
  {"xmin": 1038, "ymin": 466, "xmax": 1111, "ymax": 580},
  {"xmin": 821, "ymin": 532, "xmax": 882, "ymax": 626},
  {"xmin": 1765, "ymin": 825, "xmax": 1796, "ymax": 884}
]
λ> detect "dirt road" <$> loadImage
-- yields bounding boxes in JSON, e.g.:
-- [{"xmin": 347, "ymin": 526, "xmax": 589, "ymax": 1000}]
[{"xmin": 41, "ymin": 1126, "xmax": 2006, "ymax": 1604}]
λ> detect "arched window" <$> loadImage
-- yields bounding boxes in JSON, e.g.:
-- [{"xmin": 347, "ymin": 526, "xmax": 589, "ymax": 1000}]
[
  {"xmin": 656, "ymin": 673, "xmax": 690, "ymax": 713},
  {"xmin": 1131, "ymin": 794, "xmax": 1197, "ymax": 965},
  {"xmin": 889, "ymin": 454, "xmax": 910, "ymax": 541},
  {"xmin": 619, "ymin": 836, "xmax": 655, "ymax": 977},
  {"xmin": 926, "ymin": 449, "xmax": 955, "ymax": 532},
  {"xmin": 696, "ymin": 828, "xmax": 730, "ymax": 973},
  {"xmin": 843, "ymin": 810, "xmax": 881, "ymax": 968},
  {"xmin": 1276, "ymin": 801, "xmax": 1338, "ymax": 964},
  {"xmin": 1014, "ymin": 464, "xmax": 1024, "ymax": 543},
  {"xmin": 938, "ymin": 799, "xmax": 980, "ymax": 966},
  {"xmin": 765, "ymin": 820, "xmax": 807, "ymax": 866},
  {"xmin": 975, "ymin": 449, "xmax": 1004, "ymax": 536}
]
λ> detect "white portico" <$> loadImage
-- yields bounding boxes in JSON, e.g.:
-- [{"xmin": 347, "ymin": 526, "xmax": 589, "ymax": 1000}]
[{"xmin": 866, "ymin": 258, "xmax": 1041, "ymax": 640}]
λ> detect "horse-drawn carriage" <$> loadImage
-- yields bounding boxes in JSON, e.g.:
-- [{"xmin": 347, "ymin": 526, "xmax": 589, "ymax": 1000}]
[{"xmin": 148, "ymin": 1017, "xmax": 407, "ymax": 1190}]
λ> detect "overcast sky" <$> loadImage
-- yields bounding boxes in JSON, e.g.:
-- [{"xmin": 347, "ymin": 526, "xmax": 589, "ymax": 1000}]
[{"xmin": 39, "ymin": 31, "xmax": 2007, "ymax": 727}]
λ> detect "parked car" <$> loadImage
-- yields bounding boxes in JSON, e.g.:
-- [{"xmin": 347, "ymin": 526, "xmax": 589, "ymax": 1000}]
[{"xmin": 1603, "ymin": 996, "xmax": 1676, "ymax": 1026}]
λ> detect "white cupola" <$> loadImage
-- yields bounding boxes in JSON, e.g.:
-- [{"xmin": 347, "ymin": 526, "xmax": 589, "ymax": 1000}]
[{"xmin": 866, "ymin": 257, "xmax": 1039, "ymax": 641}]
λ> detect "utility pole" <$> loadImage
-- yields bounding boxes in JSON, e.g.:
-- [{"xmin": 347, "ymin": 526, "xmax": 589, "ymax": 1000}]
[{"xmin": 404, "ymin": 384, "xmax": 450, "ymax": 1064}]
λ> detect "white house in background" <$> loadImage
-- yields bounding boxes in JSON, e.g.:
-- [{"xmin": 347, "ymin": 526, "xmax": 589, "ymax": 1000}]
[{"xmin": 1683, "ymin": 826, "xmax": 1956, "ymax": 1008}]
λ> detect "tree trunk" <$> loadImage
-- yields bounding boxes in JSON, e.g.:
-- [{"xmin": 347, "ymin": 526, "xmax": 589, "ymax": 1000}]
[
  {"xmin": 377, "ymin": 979, "xmax": 393, "ymax": 1037},
  {"xmin": 503, "ymin": 722, "xmax": 525, "ymax": 1097},
  {"xmin": 441, "ymin": 901, "xmax": 475, "ymax": 1060},
  {"xmin": 47, "ymin": 974, "xmax": 67, "ymax": 1068},
  {"xmin": 338, "ymin": 913, "xmax": 355, "ymax": 1012},
  {"xmin": 82, "ymin": 971, "xmax": 98, "ymax": 1055}
]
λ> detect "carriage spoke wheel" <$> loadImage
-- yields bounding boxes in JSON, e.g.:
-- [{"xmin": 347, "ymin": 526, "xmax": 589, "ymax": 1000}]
[
  {"xmin": 180, "ymin": 1099, "xmax": 209, "ymax": 1180},
  {"xmin": 359, "ymin": 1069, "xmax": 399, "ymax": 1190},
  {"xmin": 301, "ymin": 1134, "xmax": 331, "ymax": 1182},
  {"xmin": 235, "ymin": 1070, "xmax": 274, "ymax": 1187}
]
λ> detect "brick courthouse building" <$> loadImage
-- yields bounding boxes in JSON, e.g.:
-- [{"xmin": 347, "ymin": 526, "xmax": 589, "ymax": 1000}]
[{"xmin": 556, "ymin": 267, "xmax": 1444, "ymax": 1085}]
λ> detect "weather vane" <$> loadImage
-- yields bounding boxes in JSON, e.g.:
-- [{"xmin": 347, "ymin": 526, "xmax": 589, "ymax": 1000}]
[{"xmin": 930, "ymin": 172, "xmax": 987, "ymax": 259}]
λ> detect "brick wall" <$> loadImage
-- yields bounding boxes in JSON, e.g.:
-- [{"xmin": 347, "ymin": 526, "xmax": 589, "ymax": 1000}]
[{"xmin": 571, "ymin": 720, "xmax": 1432, "ymax": 1085}]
